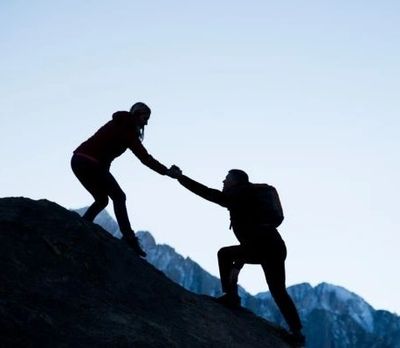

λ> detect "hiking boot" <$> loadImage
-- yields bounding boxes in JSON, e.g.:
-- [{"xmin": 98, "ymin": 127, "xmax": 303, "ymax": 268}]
[
  {"xmin": 287, "ymin": 331, "xmax": 306, "ymax": 347},
  {"xmin": 214, "ymin": 293, "xmax": 241, "ymax": 309},
  {"xmin": 122, "ymin": 235, "xmax": 147, "ymax": 257}
]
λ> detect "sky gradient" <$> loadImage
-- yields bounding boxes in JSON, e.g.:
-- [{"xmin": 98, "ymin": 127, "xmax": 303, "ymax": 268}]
[{"xmin": 1, "ymin": 1, "xmax": 399, "ymax": 313}]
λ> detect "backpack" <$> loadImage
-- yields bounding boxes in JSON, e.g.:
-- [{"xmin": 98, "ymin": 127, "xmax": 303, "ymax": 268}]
[{"xmin": 251, "ymin": 183, "xmax": 284, "ymax": 227}]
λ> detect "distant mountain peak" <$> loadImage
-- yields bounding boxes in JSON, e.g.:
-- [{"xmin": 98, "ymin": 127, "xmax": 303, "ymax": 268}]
[
  {"xmin": 137, "ymin": 230, "xmax": 156, "ymax": 247},
  {"xmin": 313, "ymin": 282, "xmax": 375, "ymax": 333}
]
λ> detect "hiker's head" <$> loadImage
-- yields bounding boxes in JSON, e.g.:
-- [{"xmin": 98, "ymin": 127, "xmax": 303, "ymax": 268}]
[
  {"xmin": 130, "ymin": 102, "xmax": 151, "ymax": 126},
  {"xmin": 223, "ymin": 169, "xmax": 249, "ymax": 191},
  {"xmin": 130, "ymin": 102, "xmax": 151, "ymax": 140}
]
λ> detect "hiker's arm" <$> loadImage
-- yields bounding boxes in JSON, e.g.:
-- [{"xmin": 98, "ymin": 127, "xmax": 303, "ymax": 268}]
[
  {"xmin": 129, "ymin": 137, "xmax": 168, "ymax": 175},
  {"xmin": 177, "ymin": 175, "xmax": 228, "ymax": 207}
]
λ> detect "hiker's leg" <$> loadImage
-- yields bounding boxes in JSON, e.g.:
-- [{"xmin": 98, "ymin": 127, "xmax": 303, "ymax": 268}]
[
  {"xmin": 106, "ymin": 176, "xmax": 132, "ymax": 237},
  {"xmin": 261, "ymin": 245, "xmax": 302, "ymax": 333},
  {"xmin": 217, "ymin": 245, "xmax": 247, "ymax": 295},
  {"xmin": 100, "ymin": 172, "xmax": 145, "ymax": 256},
  {"xmin": 83, "ymin": 195, "xmax": 109, "ymax": 222},
  {"xmin": 71, "ymin": 155, "xmax": 109, "ymax": 222}
]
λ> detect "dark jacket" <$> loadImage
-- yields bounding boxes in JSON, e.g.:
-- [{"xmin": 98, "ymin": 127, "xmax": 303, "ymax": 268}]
[
  {"xmin": 74, "ymin": 111, "xmax": 168, "ymax": 174},
  {"xmin": 178, "ymin": 175, "xmax": 281, "ymax": 245}
]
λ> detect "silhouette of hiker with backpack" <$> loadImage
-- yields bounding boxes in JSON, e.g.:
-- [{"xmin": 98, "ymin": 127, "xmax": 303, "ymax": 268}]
[
  {"xmin": 71, "ymin": 102, "xmax": 178, "ymax": 257},
  {"xmin": 169, "ymin": 166, "xmax": 305, "ymax": 346}
]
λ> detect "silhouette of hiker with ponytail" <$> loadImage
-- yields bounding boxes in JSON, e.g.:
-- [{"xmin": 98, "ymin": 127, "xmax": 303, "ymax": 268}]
[
  {"xmin": 169, "ymin": 166, "xmax": 305, "ymax": 346},
  {"xmin": 71, "ymin": 102, "xmax": 177, "ymax": 257}
]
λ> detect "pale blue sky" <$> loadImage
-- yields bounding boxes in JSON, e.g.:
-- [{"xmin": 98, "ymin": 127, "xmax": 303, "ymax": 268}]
[{"xmin": 1, "ymin": 1, "xmax": 399, "ymax": 313}]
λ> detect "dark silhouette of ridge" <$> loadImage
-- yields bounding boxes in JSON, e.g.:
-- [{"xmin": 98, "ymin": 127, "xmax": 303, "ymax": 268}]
[{"xmin": 0, "ymin": 197, "xmax": 293, "ymax": 348}]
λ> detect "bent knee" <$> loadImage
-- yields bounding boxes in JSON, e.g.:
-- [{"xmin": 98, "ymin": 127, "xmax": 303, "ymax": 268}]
[
  {"xmin": 218, "ymin": 247, "xmax": 229, "ymax": 257},
  {"xmin": 218, "ymin": 246, "xmax": 236, "ymax": 261}
]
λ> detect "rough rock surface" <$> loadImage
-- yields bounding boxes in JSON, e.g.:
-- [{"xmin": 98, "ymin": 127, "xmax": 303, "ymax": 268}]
[{"xmin": 0, "ymin": 197, "xmax": 292, "ymax": 348}]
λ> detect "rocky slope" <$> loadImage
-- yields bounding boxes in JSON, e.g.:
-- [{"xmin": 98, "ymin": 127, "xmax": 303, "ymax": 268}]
[
  {"xmin": 139, "ymin": 230, "xmax": 400, "ymax": 348},
  {"xmin": 79, "ymin": 208, "xmax": 400, "ymax": 347},
  {"xmin": 0, "ymin": 197, "xmax": 294, "ymax": 348}
]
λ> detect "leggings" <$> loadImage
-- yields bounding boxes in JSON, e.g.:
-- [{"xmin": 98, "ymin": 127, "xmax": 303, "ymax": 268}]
[
  {"xmin": 71, "ymin": 154, "xmax": 133, "ymax": 236},
  {"xmin": 217, "ymin": 236, "xmax": 302, "ymax": 332}
]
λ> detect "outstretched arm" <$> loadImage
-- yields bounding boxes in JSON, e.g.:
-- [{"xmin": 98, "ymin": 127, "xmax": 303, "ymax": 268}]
[
  {"xmin": 173, "ymin": 168, "xmax": 228, "ymax": 207},
  {"xmin": 129, "ymin": 137, "xmax": 168, "ymax": 175}
]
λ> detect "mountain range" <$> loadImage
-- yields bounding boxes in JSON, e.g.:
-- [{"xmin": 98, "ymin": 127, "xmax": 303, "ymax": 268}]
[{"xmin": 89, "ymin": 208, "xmax": 400, "ymax": 348}]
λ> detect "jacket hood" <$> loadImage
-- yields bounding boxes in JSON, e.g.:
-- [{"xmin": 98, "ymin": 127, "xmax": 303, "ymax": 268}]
[
  {"xmin": 112, "ymin": 111, "xmax": 142, "ymax": 140},
  {"xmin": 112, "ymin": 111, "xmax": 133, "ymax": 122},
  {"xmin": 112, "ymin": 111, "xmax": 139, "ymax": 127}
]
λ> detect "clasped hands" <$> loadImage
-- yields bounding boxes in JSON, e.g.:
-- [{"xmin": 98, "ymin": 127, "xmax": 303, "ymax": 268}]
[{"xmin": 166, "ymin": 165, "xmax": 183, "ymax": 179}]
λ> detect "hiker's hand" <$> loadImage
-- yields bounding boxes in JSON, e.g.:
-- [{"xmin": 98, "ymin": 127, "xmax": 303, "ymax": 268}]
[{"xmin": 167, "ymin": 165, "xmax": 182, "ymax": 179}]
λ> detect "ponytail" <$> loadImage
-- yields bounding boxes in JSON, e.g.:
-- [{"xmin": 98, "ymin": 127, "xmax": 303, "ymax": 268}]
[{"xmin": 130, "ymin": 102, "xmax": 151, "ymax": 142}]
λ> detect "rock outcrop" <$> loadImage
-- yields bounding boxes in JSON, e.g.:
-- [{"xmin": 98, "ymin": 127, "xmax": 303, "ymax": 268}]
[{"xmin": 0, "ymin": 197, "xmax": 292, "ymax": 348}]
